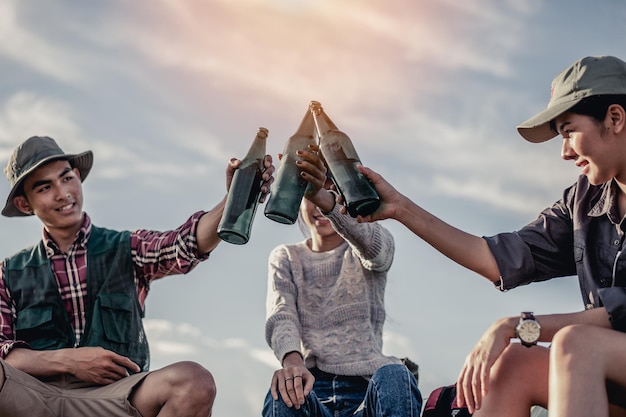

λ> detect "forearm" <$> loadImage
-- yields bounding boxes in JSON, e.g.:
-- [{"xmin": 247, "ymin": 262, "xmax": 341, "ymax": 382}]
[
  {"xmin": 196, "ymin": 196, "xmax": 227, "ymax": 254},
  {"xmin": 328, "ymin": 209, "xmax": 394, "ymax": 269},
  {"xmin": 307, "ymin": 188, "xmax": 336, "ymax": 214},
  {"xmin": 394, "ymin": 194, "xmax": 500, "ymax": 282},
  {"xmin": 492, "ymin": 308, "xmax": 612, "ymax": 344},
  {"xmin": 536, "ymin": 308, "xmax": 611, "ymax": 341},
  {"xmin": 5, "ymin": 347, "xmax": 72, "ymax": 377}
]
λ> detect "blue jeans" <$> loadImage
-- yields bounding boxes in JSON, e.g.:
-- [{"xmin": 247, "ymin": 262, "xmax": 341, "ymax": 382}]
[{"xmin": 262, "ymin": 364, "xmax": 422, "ymax": 417}]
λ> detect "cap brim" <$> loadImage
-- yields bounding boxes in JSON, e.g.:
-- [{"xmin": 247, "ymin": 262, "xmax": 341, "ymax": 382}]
[
  {"xmin": 2, "ymin": 150, "xmax": 93, "ymax": 217},
  {"xmin": 517, "ymin": 98, "xmax": 583, "ymax": 143}
]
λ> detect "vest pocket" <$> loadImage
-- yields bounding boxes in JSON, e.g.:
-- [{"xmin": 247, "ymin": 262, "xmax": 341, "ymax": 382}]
[
  {"xmin": 16, "ymin": 305, "xmax": 69, "ymax": 349},
  {"xmin": 97, "ymin": 294, "xmax": 132, "ymax": 343}
]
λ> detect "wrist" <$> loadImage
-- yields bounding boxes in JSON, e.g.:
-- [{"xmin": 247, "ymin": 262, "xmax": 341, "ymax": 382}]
[
  {"xmin": 515, "ymin": 311, "xmax": 541, "ymax": 347},
  {"xmin": 282, "ymin": 351, "xmax": 304, "ymax": 367},
  {"xmin": 309, "ymin": 189, "xmax": 336, "ymax": 214},
  {"xmin": 395, "ymin": 194, "xmax": 415, "ymax": 222},
  {"xmin": 494, "ymin": 316, "xmax": 518, "ymax": 340},
  {"xmin": 42, "ymin": 348, "xmax": 74, "ymax": 375}
]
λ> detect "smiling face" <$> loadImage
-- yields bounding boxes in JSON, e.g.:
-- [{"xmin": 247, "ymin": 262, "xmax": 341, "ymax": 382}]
[
  {"xmin": 300, "ymin": 198, "xmax": 336, "ymax": 239},
  {"xmin": 555, "ymin": 109, "xmax": 624, "ymax": 186},
  {"xmin": 13, "ymin": 159, "xmax": 84, "ymax": 235}
]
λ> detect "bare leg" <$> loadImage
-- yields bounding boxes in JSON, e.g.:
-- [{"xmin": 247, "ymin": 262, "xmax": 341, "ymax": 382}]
[
  {"xmin": 130, "ymin": 361, "xmax": 216, "ymax": 417},
  {"xmin": 549, "ymin": 325, "xmax": 626, "ymax": 417},
  {"xmin": 473, "ymin": 343, "xmax": 549, "ymax": 417}
]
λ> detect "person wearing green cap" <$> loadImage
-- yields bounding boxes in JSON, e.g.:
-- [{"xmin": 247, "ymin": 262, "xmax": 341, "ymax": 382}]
[
  {"xmin": 352, "ymin": 55, "xmax": 626, "ymax": 417},
  {"xmin": 0, "ymin": 136, "xmax": 275, "ymax": 416}
]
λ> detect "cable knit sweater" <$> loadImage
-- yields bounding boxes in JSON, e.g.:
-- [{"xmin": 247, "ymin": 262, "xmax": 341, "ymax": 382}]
[{"xmin": 265, "ymin": 204, "xmax": 400, "ymax": 377}]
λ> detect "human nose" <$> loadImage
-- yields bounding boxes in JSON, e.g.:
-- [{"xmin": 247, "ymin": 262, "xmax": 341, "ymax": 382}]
[
  {"xmin": 561, "ymin": 138, "xmax": 577, "ymax": 161},
  {"xmin": 54, "ymin": 186, "xmax": 71, "ymax": 200}
]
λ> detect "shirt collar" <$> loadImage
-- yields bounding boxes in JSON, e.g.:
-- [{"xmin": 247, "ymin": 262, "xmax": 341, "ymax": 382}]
[
  {"xmin": 588, "ymin": 180, "xmax": 620, "ymax": 223},
  {"xmin": 43, "ymin": 213, "xmax": 93, "ymax": 257}
]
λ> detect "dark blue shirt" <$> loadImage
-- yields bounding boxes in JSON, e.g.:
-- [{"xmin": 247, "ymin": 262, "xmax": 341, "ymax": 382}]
[{"xmin": 484, "ymin": 174, "xmax": 626, "ymax": 332}]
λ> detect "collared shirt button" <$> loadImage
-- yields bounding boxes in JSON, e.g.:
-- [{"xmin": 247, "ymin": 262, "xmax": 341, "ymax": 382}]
[{"xmin": 614, "ymin": 239, "xmax": 620, "ymax": 246}]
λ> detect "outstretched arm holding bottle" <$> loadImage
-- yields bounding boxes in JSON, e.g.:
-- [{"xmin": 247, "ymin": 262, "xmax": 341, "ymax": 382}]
[
  {"xmin": 351, "ymin": 56, "xmax": 626, "ymax": 417},
  {"xmin": 354, "ymin": 164, "xmax": 501, "ymax": 283}
]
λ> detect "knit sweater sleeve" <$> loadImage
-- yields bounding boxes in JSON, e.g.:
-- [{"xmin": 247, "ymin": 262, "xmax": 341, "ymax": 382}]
[
  {"xmin": 325, "ymin": 203, "xmax": 394, "ymax": 272},
  {"xmin": 264, "ymin": 244, "xmax": 303, "ymax": 363}
]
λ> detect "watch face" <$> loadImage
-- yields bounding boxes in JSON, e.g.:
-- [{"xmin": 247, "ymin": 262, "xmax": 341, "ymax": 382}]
[{"xmin": 518, "ymin": 320, "xmax": 540, "ymax": 343}]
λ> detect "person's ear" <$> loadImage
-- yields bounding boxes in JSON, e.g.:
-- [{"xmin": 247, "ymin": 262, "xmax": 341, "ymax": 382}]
[
  {"xmin": 13, "ymin": 195, "xmax": 33, "ymax": 215},
  {"xmin": 606, "ymin": 104, "xmax": 626, "ymax": 134}
]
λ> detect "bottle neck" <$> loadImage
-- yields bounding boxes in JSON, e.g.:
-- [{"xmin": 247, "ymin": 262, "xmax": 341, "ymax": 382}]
[
  {"xmin": 310, "ymin": 102, "xmax": 338, "ymax": 139},
  {"xmin": 292, "ymin": 109, "xmax": 317, "ymax": 139}
]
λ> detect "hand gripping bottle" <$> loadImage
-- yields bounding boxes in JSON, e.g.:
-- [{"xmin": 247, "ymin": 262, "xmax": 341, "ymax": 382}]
[
  {"xmin": 309, "ymin": 100, "xmax": 380, "ymax": 217},
  {"xmin": 217, "ymin": 127, "xmax": 268, "ymax": 244},
  {"xmin": 264, "ymin": 109, "xmax": 317, "ymax": 224}
]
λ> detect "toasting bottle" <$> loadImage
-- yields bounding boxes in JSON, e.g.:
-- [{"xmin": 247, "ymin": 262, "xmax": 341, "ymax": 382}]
[
  {"xmin": 217, "ymin": 127, "xmax": 268, "ymax": 244},
  {"xmin": 264, "ymin": 109, "xmax": 317, "ymax": 224},
  {"xmin": 309, "ymin": 100, "xmax": 380, "ymax": 217}
]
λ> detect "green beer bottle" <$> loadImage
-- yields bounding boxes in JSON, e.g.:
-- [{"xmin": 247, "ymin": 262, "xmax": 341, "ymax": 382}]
[
  {"xmin": 217, "ymin": 127, "xmax": 268, "ymax": 244},
  {"xmin": 264, "ymin": 109, "xmax": 317, "ymax": 224},
  {"xmin": 309, "ymin": 100, "xmax": 380, "ymax": 217}
]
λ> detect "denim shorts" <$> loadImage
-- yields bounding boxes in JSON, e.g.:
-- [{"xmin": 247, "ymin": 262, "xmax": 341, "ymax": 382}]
[{"xmin": 0, "ymin": 359, "xmax": 149, "ymax": 417}]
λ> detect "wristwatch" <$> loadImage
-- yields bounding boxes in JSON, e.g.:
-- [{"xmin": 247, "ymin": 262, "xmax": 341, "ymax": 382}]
[{"xmin": 515, "ymin": 311, "xmax": 541, "ymax": 347}]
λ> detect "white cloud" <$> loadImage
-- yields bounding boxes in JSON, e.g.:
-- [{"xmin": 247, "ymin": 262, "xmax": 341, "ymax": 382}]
[
  {"xmin": 144, "ymin": 318, "xmax": 276, "ymax": 416},
  {"xmin": 144, "ymin": 319, "xmax": 275, "ymax": 366},
  {"xmin": 144, "ymin": 319, "xmax": 426, "ymax": 416},
  {"xmin": 433, "ymin": 175, "xmax": 546, "ymax": 215},
  {"xmin": 0, "ymin": 1, "xmax": 88, "ymax": 83},
  {"xmin": 0, "ymin": 92, "xmax": 82, "ymax": 154},
  {"xmin": 382, "ymin": 329, "xmax": 420, "ymax": 361}
]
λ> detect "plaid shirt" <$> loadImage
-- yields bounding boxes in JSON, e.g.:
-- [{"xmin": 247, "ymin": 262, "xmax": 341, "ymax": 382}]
[{"xmin": 0, "ymin": 212, "xmax": 209, "ymax": 358}]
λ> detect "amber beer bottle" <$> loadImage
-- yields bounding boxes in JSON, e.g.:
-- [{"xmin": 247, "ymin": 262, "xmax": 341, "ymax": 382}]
[
  {"xmin": 217, "ymin": 127, "xmax": 268, "ymax": 244},
  {"xmin": 309, "ymin": 101, "xmax": 380, "ymax": 217},
  {"xmin": 264, "ymin": 109, "xmax": 317, "ymax": 224}
]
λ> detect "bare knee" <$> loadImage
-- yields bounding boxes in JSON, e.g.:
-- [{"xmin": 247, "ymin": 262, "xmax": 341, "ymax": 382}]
[
  {"xmin": 491, "ymin": 343, "xmax": 544, "ymax": 382},
  {"xmin": 171, "ymin": 361, "xmax": 217, "ymax": 403},
  {"xmin": 487, "ymin": 343, "xmax": 549, "ymax": 406},
  {"xmin": 132, "ymin": 361, "xmax": 216, "ymax": 416},
  {"xmin": 550, "ymin": 324, "xmax": 614, "ymax": 393},
  {"xmin": 550, "ymin": 324, "xmax": 596, "ymax": 367}
]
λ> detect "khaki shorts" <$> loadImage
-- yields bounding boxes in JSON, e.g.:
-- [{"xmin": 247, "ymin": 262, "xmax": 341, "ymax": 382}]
[{"xmin": 0, "ymin": 359, "xmax": 150, "ymax": 417}]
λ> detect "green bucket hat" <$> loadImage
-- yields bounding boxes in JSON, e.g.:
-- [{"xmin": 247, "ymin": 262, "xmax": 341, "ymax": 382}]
[
  {"xmin": 2, "ymin": 136, "xmax": 93, "ymax": 217},
  {"xmin": 517, "ymin": 55, "xmax": 626, "ymax": 143}
]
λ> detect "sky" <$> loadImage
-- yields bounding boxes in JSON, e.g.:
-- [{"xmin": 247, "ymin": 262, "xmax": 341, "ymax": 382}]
[{"xmin": 0, "ymin": 0, "xmax": 624, "ymax": 415}]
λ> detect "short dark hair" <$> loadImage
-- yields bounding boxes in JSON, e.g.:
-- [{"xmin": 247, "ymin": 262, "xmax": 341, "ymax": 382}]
[{"xmin": 550, "ymin": 94, "xmax": 626, "ymax": 131}]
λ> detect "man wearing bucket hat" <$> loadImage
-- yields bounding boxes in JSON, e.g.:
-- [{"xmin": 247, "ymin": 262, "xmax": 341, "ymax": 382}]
[
  {"xmin": 0, "ymin": 136, "xmax": 275, "ymax": 416},
  {"xmin": 352, "ymin": 55, "xmax": 626, "ymax": 417}
]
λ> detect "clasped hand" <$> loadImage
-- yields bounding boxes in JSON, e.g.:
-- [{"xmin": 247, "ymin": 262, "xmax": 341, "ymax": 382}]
[
  {"xmin": 270, "ymin": 364, "xmax": 314, "ymax": 410},
  {"xmin": 456, "ymin": 318, "xmax": 512, "ymax": 414},
  {"xmin": 70, "ymin": 346, "xmax": 141, "ymax": 385},
  {"xmin": 226, "ymin": 155, "xmax": 275, "ymax": 203}
]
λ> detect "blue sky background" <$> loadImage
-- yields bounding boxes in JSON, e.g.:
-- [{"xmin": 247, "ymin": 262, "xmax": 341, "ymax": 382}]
[{"xmin": 0, "ymin": 1, "xmax": 624, "ymax": 415}]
